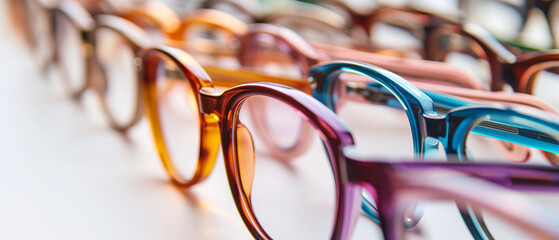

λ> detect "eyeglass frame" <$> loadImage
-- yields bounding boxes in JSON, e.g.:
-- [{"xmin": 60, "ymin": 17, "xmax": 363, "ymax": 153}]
[{"xmin": 141, "ymin": 46, "xmax": 559, "ymax": 239}]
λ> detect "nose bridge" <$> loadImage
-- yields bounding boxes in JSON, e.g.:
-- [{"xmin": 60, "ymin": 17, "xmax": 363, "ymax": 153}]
[
  {"xmin": 199, "ymin": 87, "xmax": 221, "ymax": 116},
  {"xmin": 423, "ymin": 113, "xmax": 448, "ymax": 140}
]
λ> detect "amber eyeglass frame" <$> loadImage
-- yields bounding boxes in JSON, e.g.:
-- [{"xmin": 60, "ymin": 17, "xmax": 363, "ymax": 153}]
[
  {"xmin": 139, "ymin": 44, "xmax": 313, "ymax": 186},
  {"xmin": 140, "ymin": 45, "xmax": 350, "ymax": 238}
]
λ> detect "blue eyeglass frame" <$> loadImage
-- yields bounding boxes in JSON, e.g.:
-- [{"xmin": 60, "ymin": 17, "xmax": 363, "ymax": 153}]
[{"xmin": 309, "ymin": 60, "xmax": 559, "ymax": 239}]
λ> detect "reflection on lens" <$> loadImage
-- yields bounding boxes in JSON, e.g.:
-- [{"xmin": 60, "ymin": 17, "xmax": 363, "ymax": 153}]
[
  {"xmin": 435, "ymin": 34, "xmax": 492, "ymax": 89},
  {"xmin": 247, "ymin": 97, "xmax": 303, "ymax": 150},
  {"xmin": 154, "ymin": 55, "xmax": 201, "ymax": 180},
  {"xmin": 240, "ymin": 33, "xmax": 309, "ymax": 159},
  {"xmin": 235, "ymin": 96, "xmax": 336, "ymax": 239},
  {"xmin": 400, "ymin": 200, "xmax": 471, "ymax": 240},
  {"xmin": 398, "ymin": 191, "xmax": 557, "ymax": 240},
  {"xmin": 368, "ymin": 22, "xmax": 423, "ymax": 54},
  {"xmin": 183, "ymin": 24, "xmax": 239, "ymax": 69},
  {"xmin": 332, "ymin": 72, "xmax": 415, "ymax": 159},
  {"xmin": 271, "ymin": 17, "xmax": 353, "ymax": 47},
  {"xmin": 464, "ymin": 0, "xmax": 523, "ymax": 41},
  {"xmin": 531, "ymin": 66, "xmax": 559, "ymax": 109},
  {"xmin": 482, "ymin": 211, "xmax": 540, "ymax": 239},
  {"xmin": 465, "ymin": 120, "xmax": 551, "ymax": 165},
  {"xmin": 56, "ymin": 13, "xmax": 86, "ymax": 94},
  {"xmin": 95, "ymin": 27, "xmax": 138, "ymax": 127},
  {"xmin": 246, "ymin": 33, "xmax": 303, "ymax": 78},
  {"xmin": 482, "ymin": 192, "xmax": 559, "ymax": 239}
]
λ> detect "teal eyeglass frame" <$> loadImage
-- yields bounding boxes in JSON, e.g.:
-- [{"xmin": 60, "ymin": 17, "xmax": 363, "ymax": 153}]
[{"xmin": 309, "ymin": 60, "xmax": 559, "ymax": 239}]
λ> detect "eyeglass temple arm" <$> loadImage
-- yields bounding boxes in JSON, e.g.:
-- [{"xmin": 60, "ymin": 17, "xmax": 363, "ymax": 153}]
[
  {"xmin": 412, "ymin": 81, "xmax": 558, "ymax": 114},
  {"xmin": 347, "ymin": 157, "xmax": 559, "ymax": 239},
  {"xmin": 426, "ymin": 162, "xmax": 559, "ymax": 192},
  {"xmin": 313, "ymin": 41, "xmax": 485, "ymax": 90},
  {"xmin": 207, "ymin": 67, "xmax": 313, "ymax": 94},
  {"xmin": 461, "ymin": 23, "xmax": 518, "ymax": 63},
  {"xmin": 423, "ymin": 91, "xmax": 559, "ymax": 154},
  {"xmin": 342, "ymin": 79, "xmax": 464, "ymax": 111}
]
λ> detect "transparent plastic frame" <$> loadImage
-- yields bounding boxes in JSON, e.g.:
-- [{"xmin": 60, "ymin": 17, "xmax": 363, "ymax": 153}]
[
  {"xmin": 141, "ymin": 47, "xmax": 559, "ymax": 239},
  {"xmin": 310, "ymin": 60, "xmax": 559, "ymax": 239}
]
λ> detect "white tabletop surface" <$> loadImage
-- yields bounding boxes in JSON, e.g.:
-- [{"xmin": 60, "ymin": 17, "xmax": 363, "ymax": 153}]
[{"xmin": 0, "ymin": 2, "xmax": 259, "ymax": 239}]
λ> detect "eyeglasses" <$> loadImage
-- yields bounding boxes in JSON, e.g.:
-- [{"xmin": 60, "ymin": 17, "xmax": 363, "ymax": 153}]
[
  {"xmin": 310, "ymin": 60, "xmax": 559, "ymax": 238},
  {"xmin": 160, "ymin": 9, "xmax": 489, "ymax": 90},
  {"xmin": 91, "ymin": 8, "xmax": 559, "ymax": 228},
  {"xmin": 458, "ymin": 0, "xmax": 559, "ymax": 49},
  {"xmin": 96, "ymin": 9, "xmax": 506, "ymax": 152},
  {"xmin": 5, "ymin": 0, "xmax": 127, "ymax": 70},
  {"xmin": 232, "ymin": 23, "xmax": 559, "ymax": 159},
  {"xmin": 425, "ymin": 22, "xmax": 559, "ymax": 110},
  {"xmin": 201, "ymin": 0, "xmax": 358, "ymax": 47},
  {"xmin": 8, "ymin": 0, "xmax": 185, "ymax": 131},
  {"xmin": 345, "ymin": 155, "xmax": 559, "ymax": 240},
  {"xmin": 335, "ymin": 6, "xmax": 559, "ymax": 113},
  {"xmin": 151, "ymin": 9, "xmax": 559, "ymax": 181},
  {"xmin": 157, "ymin": 12, "xmax": 559, "ymax": 164},
  {"xmin": 140, "ymin": 46, "xmax": 559, "ymax": 239}
]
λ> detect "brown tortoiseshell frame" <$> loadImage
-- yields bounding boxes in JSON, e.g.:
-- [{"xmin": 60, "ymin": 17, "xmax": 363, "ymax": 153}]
[
  {"xmin": 141, "ymin": 46, "xmax": 220, "ymax": 186},
  {"xmin": 424, "ymin": 22, "xmax": 559, "ymax": 94}
]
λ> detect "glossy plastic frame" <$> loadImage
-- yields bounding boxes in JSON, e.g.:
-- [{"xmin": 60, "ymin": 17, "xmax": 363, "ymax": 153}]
[
  {"xmin": 312, "ymin": 61, "xmax": 559, "ymax": 158},
  {"xmin": 141, "ymin": 46, "xmax": 559, "ymax": 239},
  {"xmin": 158, "ymin": 11, "xmax": 559, "ymax": 164},
  {"xmin": 161, "ymin": 8, "xmax": 482, "ymax": 90},
  {"xmin": 359, "ymin": 7, "xmax": 559, "ymax": 98},
  {"xmin": 93, "ymin": 12, "xmax": 311, "ymax": 133},
  {"xmin": 19, "ymin": 0, "xmax": 182, "ymax": 131},
  {"xmin": 157, "ymin": 7, "xmax": 559, "ymax": 112},
  {"xmin": 136, "ymin": 46, "xmax": 312, "ymax": 186},
  {"xmin": 311, "ymin": 61, "xmax": 559, "ymax": 239},
  {"xmin": 234, "ymin": 22, "xmax": 484, "ymax": 90},
  {"xmin": 458, "ymin": 0, "xmax": 559, "ymax": 48},
  {"xmin": 48, "ymin": 1, "xmax": 148, "ymax": 131},
  {"xmin": 162, "ymin": 10, "xmax": 559, "ymax": 118},
  {"xmin": 5, "ymin": 0, "xmax": 155, "ymax": 63},
  {"xmin": 345, "ymin": 156, "xmax": 559, "ymax": 240},
  {"xmin": 202, "ymin": 0, "xmax": 350, "ymax": 32},
  {"xmin": 124, "ymin": 9, "xmax": 484, "ymax": 159},
  {"xmin": 237, "ymin": 23, "xmax": 559, "ymax": 153},
  {"xmin": 425, "ymin": 22, "xmax": 559, "ymax": 95}
]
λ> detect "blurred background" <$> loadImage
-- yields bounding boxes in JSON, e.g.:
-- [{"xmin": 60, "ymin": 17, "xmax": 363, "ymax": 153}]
[{"xmin": 0, "ymin": 0, "xmax": 557, "ymax": 239}]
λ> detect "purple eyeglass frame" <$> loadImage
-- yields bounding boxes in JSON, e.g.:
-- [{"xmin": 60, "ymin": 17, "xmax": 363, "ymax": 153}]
[{"xmin": 142, "ymin": 45, "xmax": 559, "ymax": 240}]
